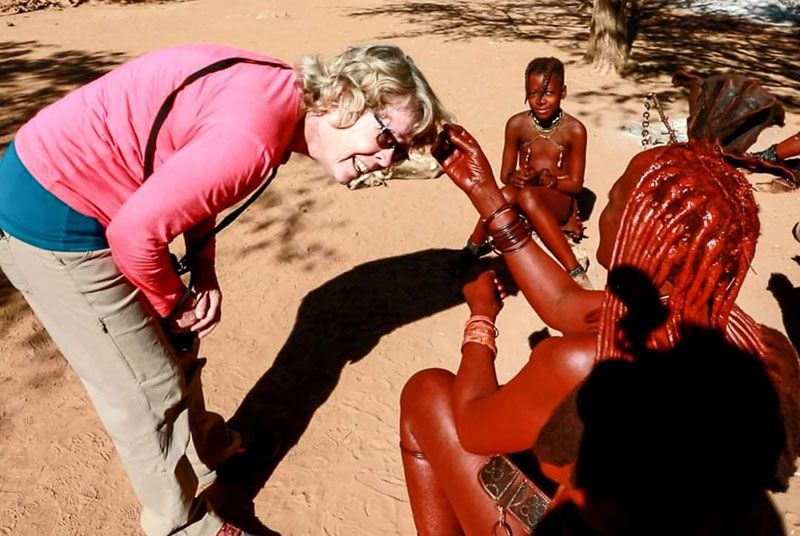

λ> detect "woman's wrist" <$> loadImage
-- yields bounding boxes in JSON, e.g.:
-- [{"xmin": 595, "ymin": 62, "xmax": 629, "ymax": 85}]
[
  {"xmin": 461, "ymin": 315, "xmax": 498, "ymax": 359},
  {"xmin": 468, "ymin": 306, "xmax": 500, "ymax": 320},
  {"xmin": 482, "ymin": 204, "xmax": 519, "ymax": 233},
  {"xmin": 469, "ymin": 182, "xmax": 507, "ymax": 220},
  {"xmin": 484, "ymin": 206, "xmax": 531, "ymax": 255}
]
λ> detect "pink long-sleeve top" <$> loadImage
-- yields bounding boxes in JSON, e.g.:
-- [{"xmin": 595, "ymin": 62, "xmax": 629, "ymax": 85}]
[{"xmin": 15, "ymin": 44, "xmax": 303, "ymax": 317}]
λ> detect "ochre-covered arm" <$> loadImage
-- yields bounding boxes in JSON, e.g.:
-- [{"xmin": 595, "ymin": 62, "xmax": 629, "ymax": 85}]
[
  {"xmin": 453, "ymin": 333, "xmax": 595, "ymax": 454},
  {"xmin": 777, "ymin": 132, "xmax": 800, "ymax": 160},
  {"xmin": 500, "ymin": 117, "xmax": 523, "ymax": 185},
  {"xmin": 433, "ymin": 124, "xmax": 603, "ymax": 334}
]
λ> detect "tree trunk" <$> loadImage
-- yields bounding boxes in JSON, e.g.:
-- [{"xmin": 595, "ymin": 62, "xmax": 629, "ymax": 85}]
[{"xmin": 584, "ymin": 0, "xmax": 630, "ymax": 73}]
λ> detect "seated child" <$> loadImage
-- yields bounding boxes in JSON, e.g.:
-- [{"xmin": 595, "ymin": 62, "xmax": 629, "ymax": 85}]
[{"xmin": 457, "ymin": 57, "xmax": 590, "ymax": 287}]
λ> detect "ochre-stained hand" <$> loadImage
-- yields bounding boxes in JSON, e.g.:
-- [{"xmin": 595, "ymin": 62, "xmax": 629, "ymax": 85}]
[
  {"xmin": 431, "ymin": 124, "xmax": 496, "ymax": 196},
  {"xmin": 431, "ymin": 124, "xmax": 507, "ymax": 218},
  {"xmin": 512, "ymin": 168, "xmax": 539, "ymax": 189},
  {"xmin": 539, "ymin": 168, "xmax": 557, "ymax": 188},
  {"xmin": 462, "ymin": 270, "xmax": 506, "ymax": 320}
]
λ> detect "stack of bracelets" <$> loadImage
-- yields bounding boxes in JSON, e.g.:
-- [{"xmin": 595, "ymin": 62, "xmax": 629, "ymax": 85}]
[
  {"xmin": 483, "ymin": 204, "xmax": 532, "ymax": 255},
  {"xmin": 461, "ymin": 315, "xmax": 499, "ymax": 358}
]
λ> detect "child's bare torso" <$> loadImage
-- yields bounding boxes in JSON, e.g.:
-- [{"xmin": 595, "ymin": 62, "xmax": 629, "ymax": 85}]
[{"xmin": 513, "ymin": 110, "xmax": 579, "ymax": 178}]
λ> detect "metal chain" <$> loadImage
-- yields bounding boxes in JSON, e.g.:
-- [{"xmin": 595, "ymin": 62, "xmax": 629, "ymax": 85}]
[
  {"xmin": 492, "ymin": 506, "xmax": 513, "ymax": 536},
  {"xmin": 642, "ymin": 92, "xmax": 678, "ymax": 147},
  {"xmin": 652, "ymin": 92, "xmax": 678, "ymax": 144}
]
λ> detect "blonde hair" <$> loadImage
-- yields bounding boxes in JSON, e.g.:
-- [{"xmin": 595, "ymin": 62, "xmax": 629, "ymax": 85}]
[{"xmin": 295, "ymin": 44, "xmax": 451, "ymax": 147}]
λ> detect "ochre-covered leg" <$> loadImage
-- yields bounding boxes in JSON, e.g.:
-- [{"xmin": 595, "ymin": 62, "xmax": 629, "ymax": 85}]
[
  {"xmin": 516, "ymin": 186, "xmax": 578, "ymax": 271},
  {"xmin": 399, "ymin": 368, "xmax": 529, "ymax": 536}
]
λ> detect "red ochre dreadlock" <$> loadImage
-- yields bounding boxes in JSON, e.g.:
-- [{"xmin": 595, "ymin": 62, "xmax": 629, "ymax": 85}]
[
  {"xmin": 593, "ymin": 73, "xmax": 800, "ymax": 488},
  {"xmin": 593, "ymin": 142, "xmax": 800, "ymax": 489},
  {"xmin": 596, "ymin": 144, "xmax": 764, "ymax": 361},
  {"xmin": 596, "ymin": 70, "xmax": 790, "ymax": 362}
]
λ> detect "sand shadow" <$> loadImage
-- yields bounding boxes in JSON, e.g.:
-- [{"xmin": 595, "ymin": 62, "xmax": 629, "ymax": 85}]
[
  {"xmin": 768, "ymin": 272, "xmax": 800, "ymax": 356},
  {"xmin": 0, "ymin": 41, "xmax": 127, "ymax": 147},
  {"xmin": 1, "ymin": 0, "xmax": 190, "ymax": 15},
  {"xmin": 204, "ymin": 248, "xmax": 513, "ymax": 534},
  {"xmin": 0, "ymin": 269, "xmax": 26, "ymax": 341},
  {"xmin": 0, "ymin": 261, "xmax": 55, "ymax": 352}
]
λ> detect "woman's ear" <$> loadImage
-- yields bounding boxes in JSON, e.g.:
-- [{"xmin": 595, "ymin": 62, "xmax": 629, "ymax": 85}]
[
  {"xmin": 561, "ymin": 85, "xmax": 568, "ymax": 100},
  {"xmin": 323, "ymin": 107, "xmax": 355, "ymax": 131}
]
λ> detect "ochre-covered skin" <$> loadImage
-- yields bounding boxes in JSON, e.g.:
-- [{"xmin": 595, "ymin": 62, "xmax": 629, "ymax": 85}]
[
  {"xmin": 775, "ymin": 132, "xmax": 800, "ymax": 161},
  {"xmin": 402, "ymin": 73, "xmax": 800, "ymax": 535}
]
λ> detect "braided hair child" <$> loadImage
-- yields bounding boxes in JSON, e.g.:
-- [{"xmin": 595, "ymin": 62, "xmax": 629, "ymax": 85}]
[{"xmin": 453, "ymin": 57, "xmax": 590, "ymax": 287}]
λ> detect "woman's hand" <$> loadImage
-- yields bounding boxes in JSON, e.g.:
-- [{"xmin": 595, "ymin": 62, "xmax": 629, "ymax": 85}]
[
  {"xmin": 188, "ymin": 258, "xmax": 222, "ymax": 338},
  {"xmin": 462, "ymin": 270, "xmax": 506, "ymax": 320},
  {"xmin": 163, "ymin": 259, "xmax": 222, "ymax": 338},
  {"xmin": 164, "ymin": 292, "xmax": 199, "ymax": 333},
  {"xmin": 432, "ymin": 125, "xmax": 505, "ymax": 216}
]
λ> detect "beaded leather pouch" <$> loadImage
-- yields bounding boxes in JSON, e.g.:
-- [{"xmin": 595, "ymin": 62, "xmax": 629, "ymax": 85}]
[{"xmin": 478, "ymin": 454, "xmax": 551, "ymax": 534}]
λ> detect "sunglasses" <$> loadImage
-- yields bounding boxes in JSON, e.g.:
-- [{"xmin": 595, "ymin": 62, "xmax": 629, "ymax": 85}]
[{"xmin": 373, "ymin": 112, "xmax": 410, "ymax": 164}]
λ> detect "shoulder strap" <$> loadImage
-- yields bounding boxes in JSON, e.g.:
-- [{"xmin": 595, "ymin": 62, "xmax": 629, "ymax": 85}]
[
  {"xmin": 143, "ymin": 56, "xmax": 289, "ymax": 178},
  {"xmin": 142, "ymin": 56, "xmax": 290, "ymax": 275}
]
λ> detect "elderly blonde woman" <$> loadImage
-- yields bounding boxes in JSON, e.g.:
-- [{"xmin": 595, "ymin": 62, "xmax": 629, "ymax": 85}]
[{"xmin": 0, "ymin": 43, "xmax": 449, "ymax": 536}]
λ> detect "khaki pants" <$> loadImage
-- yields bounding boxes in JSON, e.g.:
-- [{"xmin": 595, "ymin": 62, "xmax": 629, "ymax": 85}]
[{"xmin": 0, "ymin": 230, "xmax": 237, "ymax": 536}]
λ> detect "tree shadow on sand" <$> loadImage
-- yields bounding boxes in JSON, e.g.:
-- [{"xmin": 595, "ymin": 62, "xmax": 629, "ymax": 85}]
[
  {"xmin": 0, "ymin": 264, "xmax": 57, "ymax": 353},
  {"xmin": 0, "ymin": 41, "xmax": 127, "ymax": 148},
  {"xmin": 345, "ymin": 0, "xmax": 800, "ymax": 110},
  {"xmin": 627, "ymin": 1, "xmax": 800, "ymax": 109},
  {"xmin": 202, "ymin": 248, "xmax": 515, "ymax": 535},
  {"xmin": 1, "ymin": 0, "xmax": 191, "ymax": 15}
]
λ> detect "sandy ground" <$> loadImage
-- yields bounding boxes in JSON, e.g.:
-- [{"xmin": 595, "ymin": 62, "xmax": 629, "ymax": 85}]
[{"xmin": 1, "ymin": 1, "xmax": 800, "ymax": 534}]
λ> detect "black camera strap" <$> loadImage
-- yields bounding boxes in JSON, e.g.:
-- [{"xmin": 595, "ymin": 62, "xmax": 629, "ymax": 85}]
[{"xmin": 144, "ymin": 56, "xmax": 290, "ymax": 275}]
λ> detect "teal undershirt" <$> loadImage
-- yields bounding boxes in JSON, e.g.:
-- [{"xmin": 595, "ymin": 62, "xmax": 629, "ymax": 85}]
[{"xmin": 0, "ymin": 141, "xmax": 108, "ymax": 251}]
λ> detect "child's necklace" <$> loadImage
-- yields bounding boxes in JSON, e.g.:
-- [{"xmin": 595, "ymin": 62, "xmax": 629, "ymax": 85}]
[
  {"xmin": 528, "ymin": 109, "xmax": 566, "ymax": 168},
  {"xmin": 528, "ymin": 109, "xmax": 563, "ymax": 139}
]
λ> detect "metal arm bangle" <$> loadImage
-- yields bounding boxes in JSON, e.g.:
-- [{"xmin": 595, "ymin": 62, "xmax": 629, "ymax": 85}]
[
  {"xmin": 488, "ymin": 212, "xmax": 531, "ymax": 255},
  {"xmin": 465, "ymin": 315, "xmax": 500, "ymax": 337},
  {"xmin": 461, "ymin": 323, "xmax": 498, "ymax": 358},
  {"xmin": 482, "ymin": 204, "xmax": 514, "ymax": 228}
]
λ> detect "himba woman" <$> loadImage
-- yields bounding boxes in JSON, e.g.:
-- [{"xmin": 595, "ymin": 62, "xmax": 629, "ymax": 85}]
[{"xmin": 399, "ymin": 72, "xmax": 800, "ymax": 535}]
